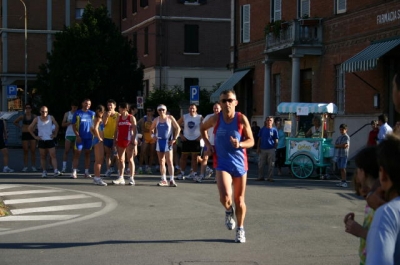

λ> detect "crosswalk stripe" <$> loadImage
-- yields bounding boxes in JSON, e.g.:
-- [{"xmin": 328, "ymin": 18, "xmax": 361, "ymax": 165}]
[
  {"xmin": 0, "ymin": 189, "xmax": 64, "ymax": 196},
  {"xmin": 0, "ymin": 184, "xmax": 20, "ymax": 190},
  {"xmin": 0, "ymin": 215, "xmax": 80, "ymax": 221},
  {"xmin": 11, "ymin": 202, "xmax": 102, "ymax": 215},
  {"xmin": 4, "ymin": 194, "xmax": 91, "ymax": 205}
]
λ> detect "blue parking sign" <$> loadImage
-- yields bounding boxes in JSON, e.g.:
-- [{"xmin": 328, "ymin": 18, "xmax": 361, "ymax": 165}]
[
  {"xmin": 7, "ymin": 85, "xmax": 17, "ymax": 99},
  {"xmin": 190, "ymin": 85, "xmax": 199, "ymax": 104}
]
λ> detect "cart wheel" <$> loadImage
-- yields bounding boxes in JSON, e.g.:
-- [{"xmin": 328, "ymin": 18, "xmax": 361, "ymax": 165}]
[{"xmin": 291, "ymin": 154, "xmax": 314, "ymax": 179}]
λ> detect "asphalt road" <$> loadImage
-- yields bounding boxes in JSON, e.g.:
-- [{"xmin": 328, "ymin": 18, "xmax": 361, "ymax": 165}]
[{"xmin": 0, "ymin": 147, "xmax": 363, "ymax": 265}]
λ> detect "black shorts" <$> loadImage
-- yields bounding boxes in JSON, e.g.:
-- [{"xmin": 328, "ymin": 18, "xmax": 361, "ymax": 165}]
[
  {"xmin": 22, "ymin": 132, "xmax": 35, "ymax": 141},
  {"xmin": 181, "ymin": 139, "xmax": 201, "ymax": 154},
  {"xmin": 38, "ymin": 140, "xmax": 55, "ymax": 149}
]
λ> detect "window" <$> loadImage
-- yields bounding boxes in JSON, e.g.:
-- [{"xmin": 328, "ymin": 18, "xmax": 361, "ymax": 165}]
[
  {"xmin": 274, "ymin": 74, "xmax": 281, "ymax": 106},
  {"xmin": 184, "ymin": 25, "xmax": 199, "ymax": 53},
  {"xmin": 132, "ymin": 0, "xmax": 137, "ymax": 13},
  {"xmin": 336, "ymin": 65, "xmax": 345, "ymax": 114},
  {"xmin": 122, "ymin": 0, "xmax": 127, "ymax": 19},
  {"xmin": 241, "ymin": 5, "xmax": 250, "ymax": 43},
  {"xmin": 140, "ymin": 0, "xmax": 148, "ymax": 8},
  {"xmin": 75, "ymin": 8, "xmax": 84, "ymax": 19},
  {"xmin": 184, "ymin": 78, "xmax": 199, "ymax": 95},
  {"xmin": 271, "ymin": 0, "xmax": 282, "ymax": 21},
  {"xmin": 299, "ymin": 0, "xmax": 310, "ymax": 18},
  {"xmin": 143, "ymin": 80, "xmax": 149, "ymax": 99},
  {"xmin": 144, "ymin": 27, "xmax": 148, "ymax": 55},
  {"xmin": 336, "ymin": 0, "xmax": 346, "ymax": 14}
]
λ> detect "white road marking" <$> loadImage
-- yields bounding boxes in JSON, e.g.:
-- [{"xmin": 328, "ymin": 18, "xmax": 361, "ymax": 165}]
[
  {"xmin": 0, "ymin": 185, "xmax": 20, "ymax": 190},
  {"xmin": 0, "ymin": 189, "xmax": 63, "ymax": 196},
  {"xmin": 4, "ymin": 194, "xmax": 91, "ymax": 204},
  {"xmin": 0, "ymin": 215, "xmax": 80, "ymax": 221},
  {"xmin": 11, "ymin": 202, "xmax": 102, "ymax": 215}
]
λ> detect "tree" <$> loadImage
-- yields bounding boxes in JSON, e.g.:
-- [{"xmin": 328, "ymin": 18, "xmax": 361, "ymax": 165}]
[{"xmin": 35, "ymin": 4, "xmax": 143, "ymax": 121}]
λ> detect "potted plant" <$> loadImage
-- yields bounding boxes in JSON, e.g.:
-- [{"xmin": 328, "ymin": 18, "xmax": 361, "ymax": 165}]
[{"xmin": 264, "ymin": 20, "xmax": 285, "ymax": 37}]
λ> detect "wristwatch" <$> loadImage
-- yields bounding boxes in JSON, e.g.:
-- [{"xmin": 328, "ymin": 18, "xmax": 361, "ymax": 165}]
[{"xmin": 239, "ymin": 142, "xmax": 243, "ymax": 148}]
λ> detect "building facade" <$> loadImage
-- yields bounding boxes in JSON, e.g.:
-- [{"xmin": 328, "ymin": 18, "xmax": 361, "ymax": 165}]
[
  {"xmin": 0, "ymin": 0, "xmax": 120, "ymax": 111},
  {"xmin": 120, "ymin": 0, "xmax": 231, "ymax": 99},
  {"xmin": 226, "ymin": 0, "xmax": 400, "ymax": 157}
]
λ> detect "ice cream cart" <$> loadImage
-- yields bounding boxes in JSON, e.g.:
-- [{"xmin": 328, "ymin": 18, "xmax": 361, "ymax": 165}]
[{"xmin": 277, "ymin": 102, "xmax": 338, "ymax": 179}]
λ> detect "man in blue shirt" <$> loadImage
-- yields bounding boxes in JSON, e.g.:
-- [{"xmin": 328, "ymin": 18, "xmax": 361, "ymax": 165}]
[{"xmin": 257, "ymin": 116, "xmax": 278, "ymax": 182}]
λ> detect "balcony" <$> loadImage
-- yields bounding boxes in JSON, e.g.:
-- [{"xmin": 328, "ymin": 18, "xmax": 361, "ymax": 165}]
[{"xmin": 265, "ymin": 19, "xmax": 324, "ymax": 56}]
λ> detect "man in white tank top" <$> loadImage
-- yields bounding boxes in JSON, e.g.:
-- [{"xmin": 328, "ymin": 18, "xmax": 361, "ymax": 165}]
[{"xmin": 176, "ymin": 104, "xmax": 203, "ymax": 180}]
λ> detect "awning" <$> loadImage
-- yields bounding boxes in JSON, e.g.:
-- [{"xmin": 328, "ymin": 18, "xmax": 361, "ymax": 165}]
[
  {"xmin": 210, "ymin": 69, "xmax": 250, "ymax": 102},
  {"xmin": 277, "ymin": 102, "xmax": 338, "ymax": 114},
  {"xmin": 341, "ymin": 38, "xmax": 400, "ymax": 73}
]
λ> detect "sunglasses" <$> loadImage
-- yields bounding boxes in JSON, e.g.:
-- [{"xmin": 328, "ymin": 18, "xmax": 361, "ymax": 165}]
[
  {"xmin": 41, "ymin": 111, "xmax": 48, "ymax": 113},
  {"xmin": 158, "ymin": 109, "xmax": 165, "ymax": 112},
  {"xmin": 221, "ymin": 98, "xmax": 235, "ymax": 103}
]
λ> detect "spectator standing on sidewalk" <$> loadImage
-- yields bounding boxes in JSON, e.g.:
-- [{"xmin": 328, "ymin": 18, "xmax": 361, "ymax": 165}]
[
  {"xmin": 70, "ymin": 98, "xmax": 95, "ymax": 179},
  {"xmin": 200, "ymin": 89, "xmax": 254, "ymax": 243},
  {"xmin": 61, "ymin": 101, "xmax": 79, "ymax": 173},
  {"xmin": 13, "ymin": 103, "xmax": 37, "ymax": 172},
  {"xmin": 377, "ymin": 113, "xmax": 392, "ymax": 144},
  {"xmin": 366, "ymin": 120, "xmax": 379, "ymax": 146},
  {"xmin": 28, "ymin": 106, "xmax": 62, "ymax": 178},
  {"xmin": 176, "ymin": 104, "xmax": 203, "ymax": 180},
  {"xmin": 0, "ymin": 119, "xmax": 14, "ymax": 173},
  {"xmin": 150, "ymin": 104, "xmax": 180, "ymax": 187},
  {"xmin": 274, "ymin": 117, "xmax": 287, "ymax": 176},
  {"xmin": 257, "ymin": 116, "xmax": 278, "ymax": 182},
  {"xmin": 335, "ymin": 124, "xmax": 350, "ymax": 188},
  {"xmin": 102, "ymin": 99, "xmax": 119, "ymax": 177},
  {"xmin": 251, "ymin": 121, "xmax": 260, "ymax": 150}
]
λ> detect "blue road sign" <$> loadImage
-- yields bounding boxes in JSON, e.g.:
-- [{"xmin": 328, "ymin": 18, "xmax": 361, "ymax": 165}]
[
  {"xmin": 7, "ymin": 85, "xmax": 17, "ymax": 99},
  {"xmin": 190, "ymin": 85, "xmax": 200, "ymax": 104}
]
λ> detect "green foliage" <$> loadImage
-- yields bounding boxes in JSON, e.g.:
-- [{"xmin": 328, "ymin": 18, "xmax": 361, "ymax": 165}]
[
  {"xmin": 35, "ymin": 4, "xmax": 143, "ymax": 122},
  {"xmin": 144, "ymin": 84, "xmax": 218, "ymax": 118}
]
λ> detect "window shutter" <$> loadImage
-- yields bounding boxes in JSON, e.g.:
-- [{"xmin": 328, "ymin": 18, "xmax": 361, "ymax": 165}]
[
  {"xmin": 242, "ymin": 5, "xmax": 250, "ymax": 43},
  {"xmin": 274, "ymin": 0, "xmax": 281, "ymax": 21},
  {"xmin": 336, "ymin": 0, "xmax": 346, "ymax": 14},
  {"xmin": 300, "ymin": 0, "xmax": 310, "ymax": 18}
]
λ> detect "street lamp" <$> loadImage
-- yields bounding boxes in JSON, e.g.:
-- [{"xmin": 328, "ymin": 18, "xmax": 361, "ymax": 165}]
[{"xmin": 20, "ymin": 0, "xmax": 27, "ymax": 105}]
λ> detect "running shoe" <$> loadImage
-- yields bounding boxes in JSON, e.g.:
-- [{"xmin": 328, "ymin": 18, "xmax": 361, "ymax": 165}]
[
  {"xmin": 186, "ymin": 171, "xmax": 195, "ymax": 179},
  {"xmin": 21, "ymin": 167, "xmax": 28, "ymax": 172},
  {"xmin": 31, "ymin": 166, "xmax": 38, "ymax": 172},
  {"xmin": 3, "ymin": 167, "xmax": 14, "ymax": 173},
  {"xmin": 169, "ymin": 180, "xmax": 177, "ymax": 187},
  {"xmin": 41, "ymin": 171, "xmax": 47, "ymax": 178},
  {"xmin": 93, "ymin": 177, "xmax": 108, "ymax": 186},
  {"xmin": 128, "ymin": 177, "xmax": 135, "ymax": 186},
  {"xmin": 70, "ymin": 172, "xmax": 77, "ymax": 179},
  {"xmin": 61, "ymin": 167, "xmax": 67, "ymax": 173},
  {"xmin": 112, "ymin": 177, "xmax": 125, "ymax": 185},
  {"xmin": 194, "ymin": 174, "xmax": 203, "ymax": 183},
  {"xmin": 109, "ymin": 167, "xmax": 115, "ymax": 173},
  {"xmin": 235, "ymin": 228, "xmax": 246, "ymax": 243},
  {"xmin": 225, "ymin": 206, "xmax": 236, "ymax": 230},
  {"xmin": 84, "ymin": 173, "xmax": 92, "ymax": 179},
  {"xmin": 54, "ymin": 170, "xmax": 62, "ymax": 177},
  {"xmin": 205, "ymin": 167, "xmax": 214, "ymax": 179},
  {"xmin": 104, "ymin": 169, "xmax": 112, "ymax": 177},
  {"xmin": 336, "ymin": 181, "xmax": 348, "ymax": 188},
  {"xmin": 157, "ymin": 180, "xmax": 169, "ymax": 186},
  {"xmin": 176, "ymin": 173, "xmax": 185, "ymax": 180}
]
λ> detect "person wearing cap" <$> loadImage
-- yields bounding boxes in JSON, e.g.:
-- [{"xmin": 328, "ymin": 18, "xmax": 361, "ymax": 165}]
[
  {"xmin": 335, "ymin": 124, "xmax": 350, "ymax": 188},
  {"xmin": 176, "ymin": 104, "xmax": 203, "ymax": 180},
  {"xmin": 150, "ymin": 104, "xmax": 181, "ymax": 187}
]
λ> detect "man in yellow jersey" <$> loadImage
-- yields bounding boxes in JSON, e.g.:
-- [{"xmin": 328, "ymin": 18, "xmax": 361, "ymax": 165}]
[
  {"xmin": 137, "ymin": 107, "xmax": 156, "ymax": 174},
  {"xmin": 103, "ymin": 99, "xmax": 119, "ymax": 177}
]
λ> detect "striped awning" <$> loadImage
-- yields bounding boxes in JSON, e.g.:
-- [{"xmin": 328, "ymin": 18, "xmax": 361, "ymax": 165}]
[
  {"xmin": 341, "ymin": 38, "xmax": 400, "ymax": 73},
  {"xmin": 210, "ymin": 69, "xmax": 250, "ymax": 102},
  {"xmin": 277, "ymin": 102, "xmax": 338, "ymax": 114}
]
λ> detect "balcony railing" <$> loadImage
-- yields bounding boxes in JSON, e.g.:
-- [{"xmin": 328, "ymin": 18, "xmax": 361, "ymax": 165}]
[{"xmin": 265, "ymin": 19, "xmax": 323, "ymax": 53}]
